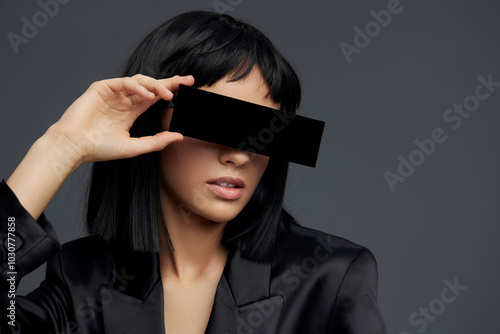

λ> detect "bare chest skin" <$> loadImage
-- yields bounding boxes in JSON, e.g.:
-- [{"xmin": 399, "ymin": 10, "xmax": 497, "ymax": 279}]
[{"xmin": 162, "ymin": 274, "xmax": 222, "ymax": 334}]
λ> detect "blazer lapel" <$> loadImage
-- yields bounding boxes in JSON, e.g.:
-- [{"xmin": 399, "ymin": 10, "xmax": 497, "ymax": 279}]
[
  {"xmin": 99, "ymin": 281, "xmax": 165, "ymax": 333},
  {"xmin": 99, "ymin": 248, "xmax": 166, "ymax": 333},
  {"xmin": 99, "ymin": 247, "xmax": 284, "ymax": 334},
  {"xmin": 205, "ymin": 250, "xmax": 284, "ymax": 334}
]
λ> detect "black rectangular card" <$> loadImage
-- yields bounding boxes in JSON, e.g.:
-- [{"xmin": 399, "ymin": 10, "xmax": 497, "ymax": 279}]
[{"xmin": 168, "ymin": 85, "xmax": 325, "ymax": 167}]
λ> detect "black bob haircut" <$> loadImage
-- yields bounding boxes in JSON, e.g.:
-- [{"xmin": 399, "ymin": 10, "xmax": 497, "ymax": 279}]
[{"xmin": 86, "ymin": 10, "xmax": 301, "ymax": 262}]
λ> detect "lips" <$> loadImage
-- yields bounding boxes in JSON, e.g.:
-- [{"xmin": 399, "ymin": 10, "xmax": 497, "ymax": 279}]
[
  {"xmin": 206, "ymin": 176, "xmax": 245, "ymax": 188},
  {"xmin": 206, "ymin": 176, "xmax": 245, "ymax": 200}
]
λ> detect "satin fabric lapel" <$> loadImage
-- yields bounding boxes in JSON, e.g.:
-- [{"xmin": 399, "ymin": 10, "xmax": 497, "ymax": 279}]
[
  {"xmin": 100, "ymin": 281, "xmax": 165, "ymax": 333},
  {"xmin": 99, "ymin": 247, "xmax": 284, "ymax": 333},
  {"xmin": 100, "ymin": 248, "xmax": 165, "ymax": 333},
  {"xmin": 205, "ymin": 250, "xmax": 284, "ymax": 334}
]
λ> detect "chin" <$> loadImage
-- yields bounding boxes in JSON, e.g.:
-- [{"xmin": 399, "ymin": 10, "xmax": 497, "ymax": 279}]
[
  {"xmin": 201, "ymin": 210, "xmax": 240, "ymax": 224},
  {"xmin": 194, "ymin": 202, "xmax": 245, "ymax": 224}
]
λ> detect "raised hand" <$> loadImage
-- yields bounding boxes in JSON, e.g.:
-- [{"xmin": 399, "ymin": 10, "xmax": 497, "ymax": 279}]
[
  {"xmin": 6, "ymin": 74, "xmax": 194, "ymax": 220},
  {"xmin": 46, "ymin": 74, "xmax": 195, "ymax": 169}
]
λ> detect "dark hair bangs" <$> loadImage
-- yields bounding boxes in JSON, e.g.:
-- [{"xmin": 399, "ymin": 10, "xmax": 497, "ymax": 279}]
[{"xmin": 125, "ymin": 11, "xmax": 301, "ymax": 112}]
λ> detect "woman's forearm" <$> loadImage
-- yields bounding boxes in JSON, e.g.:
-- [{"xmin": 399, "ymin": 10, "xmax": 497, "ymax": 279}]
[{"xmin": 6, "ymin": 128, "xmax": 78, "ymax": 221}]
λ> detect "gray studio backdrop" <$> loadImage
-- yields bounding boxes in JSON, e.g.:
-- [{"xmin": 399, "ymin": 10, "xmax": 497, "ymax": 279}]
[{"xmin": 1, "ymin": 0, "xmax": 499, "ymax": 333}]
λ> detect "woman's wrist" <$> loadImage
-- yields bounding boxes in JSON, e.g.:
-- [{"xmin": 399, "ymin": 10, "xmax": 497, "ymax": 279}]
[{"xmin": 42, "ymin": 124, "xmax": 87, "ymax": 174}]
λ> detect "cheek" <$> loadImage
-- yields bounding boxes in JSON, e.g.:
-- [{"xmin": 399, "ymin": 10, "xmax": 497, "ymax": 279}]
[
  {"xmin": 160, "ymin": 140, "xmax": 216, "ymax": 190},
  {"xmin": 161, "ymin": 143, "xmax": 199, "ymax": 182},
  {"xmin": 255, "ymin": 155, "xmax": 270, "ymax": 174},
  {"xmin": 247, "ymin": 156, "xmax": 270, "ymax": 190}
]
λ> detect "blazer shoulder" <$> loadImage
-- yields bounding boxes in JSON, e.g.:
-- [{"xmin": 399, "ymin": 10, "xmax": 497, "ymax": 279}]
[
  {"xmin": 50, "ymin": 235, "xmax": 115, "ymax": 286},
  {"xmin": 59, "ymin": 235, "xmax": 114, "ymax": 264},
  {"xmin": 274, "ymin": 222, "xmax": 378, "ymax": 274},
  {"xmin": 279, "ymin": 222, "xmax": 365, "ymax": 253},
  {"xmin": 53, "ymin": 236, "xmax": 159, "ymax": 298}
]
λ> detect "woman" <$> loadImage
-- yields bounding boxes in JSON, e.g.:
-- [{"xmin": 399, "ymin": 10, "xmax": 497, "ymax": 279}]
[{"xmin": 0, "ymin": 10, "xmax": 386, "ymax": 333}]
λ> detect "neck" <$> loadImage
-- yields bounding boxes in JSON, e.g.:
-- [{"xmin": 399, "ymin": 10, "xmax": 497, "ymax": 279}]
[{"xmin": 159, "ymin": 192, "xmax": 230, "ymax": 282}]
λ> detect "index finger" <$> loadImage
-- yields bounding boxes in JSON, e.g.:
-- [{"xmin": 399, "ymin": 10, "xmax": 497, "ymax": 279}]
[
  {"xmin": 133, "ymin": 74, "xmax": 195, "ymax": 104},
  {"xmin": 159, "ymin": 75, "xmax": 195, "ymax": 95}
]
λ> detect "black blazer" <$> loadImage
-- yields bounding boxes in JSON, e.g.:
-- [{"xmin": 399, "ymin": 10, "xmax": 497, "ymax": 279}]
[{"xmin": 0, "ymin": 180, "xmax": 386, "ymax": 333}]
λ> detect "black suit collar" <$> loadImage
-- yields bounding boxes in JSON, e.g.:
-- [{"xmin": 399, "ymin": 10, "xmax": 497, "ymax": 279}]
[{"xmin": 102, "ymin": 246, "xmax": 284, "ymax": 333}]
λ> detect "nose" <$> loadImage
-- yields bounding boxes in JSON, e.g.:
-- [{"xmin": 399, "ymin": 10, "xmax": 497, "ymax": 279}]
[{"xmin": 219, "ymin": 146, "xmax": 253, "ymax": 167}]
